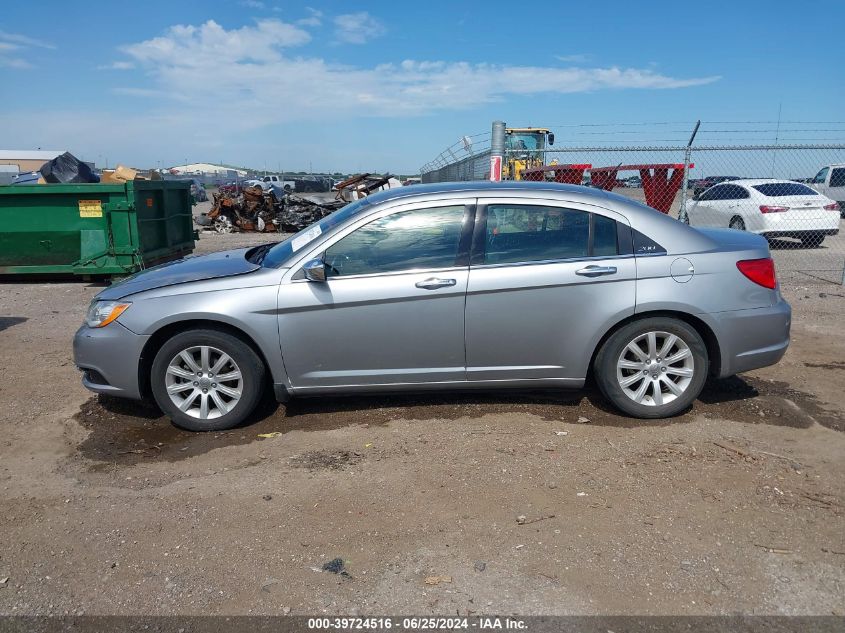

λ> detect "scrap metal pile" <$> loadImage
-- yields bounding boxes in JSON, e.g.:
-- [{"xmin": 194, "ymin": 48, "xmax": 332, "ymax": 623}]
[
  {"xmin": 203, "ymin": 173, "xmax": 401, "ymax": 234},
  {"xmin": 206, "ymin": 185, "xmax": 345, "ymax": 233}
]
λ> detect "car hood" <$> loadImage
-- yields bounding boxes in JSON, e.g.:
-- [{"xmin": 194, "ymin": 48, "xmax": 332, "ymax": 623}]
[{"xmin": 96, "ymin": 249, "xmax": 260, "ymax": 300}]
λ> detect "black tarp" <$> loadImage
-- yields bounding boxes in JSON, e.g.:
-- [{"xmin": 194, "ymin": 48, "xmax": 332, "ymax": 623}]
[{"xmin": 39, "ymin": 152, "xmax": 99, "ymax": 184}]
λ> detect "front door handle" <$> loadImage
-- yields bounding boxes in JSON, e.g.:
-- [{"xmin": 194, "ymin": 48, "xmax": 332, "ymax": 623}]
[
  {"xmin": 415, "ymin": 277, "xmax": 457, "ymax": 290},
  {"xmin": 575, "ymin": 265, "xmax": 617, "ymax": 277}
]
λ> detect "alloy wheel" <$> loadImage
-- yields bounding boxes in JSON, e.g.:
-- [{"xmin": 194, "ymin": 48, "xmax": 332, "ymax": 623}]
[
  {"xmin": 165, "ymin": 345, "xmax": 243, "ymax": 419},
  {"xmin": 615, "ymin": 331, "xmax": 695, "ymax": 407}
]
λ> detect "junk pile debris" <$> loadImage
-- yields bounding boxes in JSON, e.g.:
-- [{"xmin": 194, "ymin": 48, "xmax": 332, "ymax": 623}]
[
  {"xmin": 99, "ymin": 165, "xmax": 162, "ymax": 183},
  {"xmin": 203, "ymin": 186, "xmax": 345, "ymax": 234},
  {"xmin": 334, "ymin": 173, "xmax": 402, "ymax": 202}
]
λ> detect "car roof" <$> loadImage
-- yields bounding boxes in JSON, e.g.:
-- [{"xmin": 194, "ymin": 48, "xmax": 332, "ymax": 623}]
[
  {"xmin": 712, "ymin": 178, "xmax": 811, "ymax": 187},
  {"xmin": 365, "ymin": 181, "xmax": 612, "ymax": 205}
]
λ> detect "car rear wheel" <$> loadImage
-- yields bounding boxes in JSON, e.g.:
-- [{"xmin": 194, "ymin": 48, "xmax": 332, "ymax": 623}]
[
  {"xmin": 800, "ymin": 233, "xmax": 825, "ymax": 247},
  {"xmin": 729, "ymin": 217, "xmax": 745, "ymax": 231},
  {"xmin": 594, "ymin": 318, "xmax": 708, "ymax": 419},
  {"xmin": 151, "ymin": 329, "xmax": 265, "ymax": 431}
]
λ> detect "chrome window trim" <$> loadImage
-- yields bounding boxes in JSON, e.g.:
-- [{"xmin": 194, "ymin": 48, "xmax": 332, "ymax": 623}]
[
  {"xmin": 470, "ymin": 252, "xmax": 634, "ymax": 271},
  {"xmin": 290, "ymin": 265, "xmax": 468, "ymax": 283}
]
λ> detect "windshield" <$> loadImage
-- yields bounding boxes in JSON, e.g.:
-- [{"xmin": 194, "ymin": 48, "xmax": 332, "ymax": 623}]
[
  {"xmin": 260, "ymin": 197, "xmax": 371, "ymax": 268},
  {"xmin": 506, "ymin": 133, "xmax": 545, "ymax": 153}
]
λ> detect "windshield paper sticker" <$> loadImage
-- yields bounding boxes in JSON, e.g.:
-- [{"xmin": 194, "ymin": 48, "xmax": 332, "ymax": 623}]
[{"xmin": 291, "ymin": 225, "xmax": 322, "ymax": 252}]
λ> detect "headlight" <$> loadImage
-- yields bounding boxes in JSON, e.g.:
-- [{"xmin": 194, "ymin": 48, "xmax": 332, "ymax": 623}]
[{"xmin": 85, "ymin": 301, "xmax": 131, "ymax": 328}]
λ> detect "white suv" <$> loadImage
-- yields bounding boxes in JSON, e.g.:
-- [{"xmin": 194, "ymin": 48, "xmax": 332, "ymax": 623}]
[{"xmin": 810, "ymin": 164, "xmax": 845, "ymax": 217}]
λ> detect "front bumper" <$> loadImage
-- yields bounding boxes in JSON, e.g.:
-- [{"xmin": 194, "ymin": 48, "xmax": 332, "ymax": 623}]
[
  {"xmin": 73, "ymin": 321, "xmax": 149, "ymax": 400},
  {"xmin": 710, "ymin": 297, "xmax": 791, "ymax": 378}
]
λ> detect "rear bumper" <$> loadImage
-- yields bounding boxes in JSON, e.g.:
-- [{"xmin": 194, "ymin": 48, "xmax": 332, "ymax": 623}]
[
  {"xmin": 709, "ymin": 298, "xmax": 791, "ymax": 378},
  {"xmin": 762, "ymin": 228, "xmax": 838, "ymax": 239},
  {"xmin": 73, "ymin": 322, "xmax": 149, "ymax": 400}
]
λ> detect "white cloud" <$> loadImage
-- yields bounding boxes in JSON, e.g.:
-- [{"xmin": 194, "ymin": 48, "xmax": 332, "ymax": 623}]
[
  {"xmin": 121, "ymin": 19, "xmax": 310, "ymax": 66},
  {"xmin": 0, "ymin": 30, "xmax": 55, "ymax": 49},
  {"xmin": 112, "ymin": 87, "xmax": 169, "ymax": 98},
  {"xmin": 107, "ymin": 19, "xmax": 719, "ymax": 124},
  {"xmin": 0, "ymin": 29, "xmax": 54, "ymax": 69},
  {"xmin": 555, "ymin": 53, "xmax": 591, "ymax": 63},
  {"xmin": 240, "ymin": 0, "xmax": 266, "ymax": 8},
  {"xmin": 297, "ymin": 7, "xmax": 323, "ymax": 27},
  {"xmin": 88, "ymin": 18, "xmax": 718, "ymax": 157},
  {"xmin": 97, "ymin": 61, "xmax": 135, "ymax": 70},
  {"xmin": 334, "ymin": 12, "xmax": 385, "ymax": 44},
  {"xmin": 0, "ymin": 56, "xmax": 31, "ymax": 69}
]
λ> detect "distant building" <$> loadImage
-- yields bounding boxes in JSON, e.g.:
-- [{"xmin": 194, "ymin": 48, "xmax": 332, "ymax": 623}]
[
  {"xmin": 0, "ymin": 150, "xmax": 67, "ymax": 173},
  {"xmin": 168, "ymin": 163, "xmax": 248, "ymax": 177}
]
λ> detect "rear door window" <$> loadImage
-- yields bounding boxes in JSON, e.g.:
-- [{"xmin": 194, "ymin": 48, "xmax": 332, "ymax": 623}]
[
  {"xmin": 720, "ymin": 184, "xmax": 750, "ymax": 200},
  {"xmin": 699, "ymin": 185, "xmax": 727, "ymax": 201},
  {"xmin": 482, "ymin": 204, "xmax": 618, "ymax": 265},
  {"xmin": 830, "ymin": 168, "xmax": 845, "ymax": 188}
]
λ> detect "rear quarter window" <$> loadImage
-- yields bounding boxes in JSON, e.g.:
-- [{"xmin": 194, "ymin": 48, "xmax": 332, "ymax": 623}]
[
  {"xmin": 753, "ymin": 182, "xmax": 818, "ymax": 197},
  {"xmin": 632, "ymin": 229, "xmax": 666, "ymax": 256}
]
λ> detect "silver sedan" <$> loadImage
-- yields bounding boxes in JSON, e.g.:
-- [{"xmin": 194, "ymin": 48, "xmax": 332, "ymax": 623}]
[{"xmin": 74, "ymin": 182, "xmax": 791, "ymax": 431}]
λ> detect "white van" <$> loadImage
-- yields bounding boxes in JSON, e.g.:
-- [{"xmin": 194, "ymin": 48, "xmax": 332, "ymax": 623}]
[{"xmin": 810, "ymin": 165, "xmax": 845, "ymax": 217}]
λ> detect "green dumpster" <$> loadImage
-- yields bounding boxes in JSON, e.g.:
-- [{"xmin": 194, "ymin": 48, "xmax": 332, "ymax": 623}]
[{"xmin": 0, "ymin": 180, "xmax": 196, "ymax": 277}]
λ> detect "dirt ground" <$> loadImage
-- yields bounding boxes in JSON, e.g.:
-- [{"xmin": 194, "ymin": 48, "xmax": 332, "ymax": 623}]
[{"xmin": 0, "ymin": 222, "xmax": 844, "ymax": 616}]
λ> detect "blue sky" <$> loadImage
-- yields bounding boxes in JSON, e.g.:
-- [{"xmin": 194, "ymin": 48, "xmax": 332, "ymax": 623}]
[{"xmin": 1, "ymin": 0, "xmax": 843, "ymax": 173}]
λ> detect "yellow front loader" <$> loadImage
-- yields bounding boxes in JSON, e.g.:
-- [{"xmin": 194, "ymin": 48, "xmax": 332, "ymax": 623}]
[{"xmin": 502, "ymin": 127, "xmax": 555, "ymax": 180}]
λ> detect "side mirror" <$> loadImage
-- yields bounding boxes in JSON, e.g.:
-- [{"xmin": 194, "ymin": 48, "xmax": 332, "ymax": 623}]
[
  {"xmin": 547, "ymin": 132, "xmax": 555, "ymax": 146},
  {"xmin": 303, "ymin": 257, "xmax": 327, "ymax": 282}
]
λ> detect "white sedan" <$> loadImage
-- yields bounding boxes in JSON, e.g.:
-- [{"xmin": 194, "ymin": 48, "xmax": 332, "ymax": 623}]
[{"xmin": 684, "ymin": 179, "xmax": 840, "ymax": 246}]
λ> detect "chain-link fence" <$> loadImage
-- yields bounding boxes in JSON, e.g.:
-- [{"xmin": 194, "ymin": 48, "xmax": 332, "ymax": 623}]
[{"xmin": 420, "ymin": 122, "xmax": 845, "ymax": 285}]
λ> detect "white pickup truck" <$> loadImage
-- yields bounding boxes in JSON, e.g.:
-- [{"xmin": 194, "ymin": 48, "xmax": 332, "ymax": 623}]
[
  {"xmin": 810, "ymin": 164, "xmax": 845, "ymax": 217},
  {"xmin": 246, "ymin": 175, "xmax": 296, "ymax": 192}
]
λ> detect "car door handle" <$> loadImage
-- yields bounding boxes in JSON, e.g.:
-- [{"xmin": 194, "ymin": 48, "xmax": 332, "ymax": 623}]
[
  {"xmin": 575, "ymin": 265, "xmax": 617, "ymax": 277},
  {"xmin": 415, "ymin": 277, "xmax": 457, "ymax": 290}
]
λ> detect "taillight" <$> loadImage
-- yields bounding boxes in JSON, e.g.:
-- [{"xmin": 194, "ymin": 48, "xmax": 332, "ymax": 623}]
[
  {"xmin": 759, "ymin": 205, "xmax": 789, "ymax": 213},
  {"xmin": 737, "ymin": 258, "xmax": 777, "ymax": 289},
  {"xmin": 823, "ymin": 202, "xmax": 840, "ymax": 212}
]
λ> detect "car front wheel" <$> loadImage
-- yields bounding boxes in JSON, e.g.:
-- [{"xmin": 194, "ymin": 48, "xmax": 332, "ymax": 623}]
[
  {"xmin": 151, "ymin": 329, "xmax": 266, "ymax": 431},
  {"xmin": 594, "ymin": 318, "xmax": 708, "ymax": 419}
]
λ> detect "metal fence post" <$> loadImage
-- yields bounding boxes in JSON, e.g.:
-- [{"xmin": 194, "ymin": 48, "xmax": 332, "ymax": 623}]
[
  {"xmin": 490, "ymin": 121, "xmax": 505, "ymax": 182},
  {"xmin": 678, "ymin": 120, "xmax": 700, "ymax": 223}
]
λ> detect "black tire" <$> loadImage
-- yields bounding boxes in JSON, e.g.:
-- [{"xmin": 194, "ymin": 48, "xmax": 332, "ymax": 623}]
[
  {"xmin": 729, "ymin": 216, "xmax": 745, "ymax": 231},
  {"xmin": 800, "ymin": 233, "xmax": 824, "ymax": 247},
  {"xmin": 150, "ymin": 329, "xmax": 266, "ymax": 431},
  {"xmin": 593, "ymin": 317, "xmax": 709, "ymax": 419}
]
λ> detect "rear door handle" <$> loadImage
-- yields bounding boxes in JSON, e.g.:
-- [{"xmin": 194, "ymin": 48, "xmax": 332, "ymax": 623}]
[
  {"xmin": 575, "ymin": 265, "xmax": 617, "ymax": 277},
  {"xmin": 415, "ymin": 277, "xmax": 457, "ymax": 290}
]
